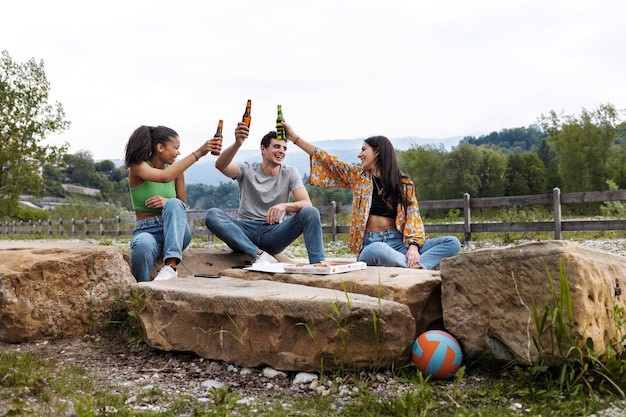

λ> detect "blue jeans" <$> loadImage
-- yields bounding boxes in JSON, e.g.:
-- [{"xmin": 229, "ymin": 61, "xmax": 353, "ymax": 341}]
[
  {"xmin": 204, "ymin": 206, "xmax": 325, "ymax": 264},
  {"xmin": 129, "ymin": 198, "xmax": 192, "ymax": 282},
  {"xmin": 357, "ymin": 228, "xmax": 461, "ymax": 270}
]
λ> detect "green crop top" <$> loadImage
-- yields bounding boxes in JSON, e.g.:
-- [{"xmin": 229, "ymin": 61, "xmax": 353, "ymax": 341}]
[{"xmin": 130, "ymin": 162, "xmax": 176, "ymax": 212}]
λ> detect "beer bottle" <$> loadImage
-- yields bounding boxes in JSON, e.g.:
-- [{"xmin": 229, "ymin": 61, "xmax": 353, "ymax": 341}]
[
  {"xmin": 242, "ymin": 99, "xmax": 252, "ymax": 127},
  {"xmin": 276, "ymin": 104, "xmax": 285, "ymax": 141},
  {"xmin": 211, "ymin": 119, "xmax": 223, "ymax": 155}
]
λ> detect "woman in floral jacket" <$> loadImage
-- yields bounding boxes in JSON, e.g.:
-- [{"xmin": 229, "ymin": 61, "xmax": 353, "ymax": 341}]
[{"xmin": 283, "ymin": 122, "xmax": 460, "ymax": 270}]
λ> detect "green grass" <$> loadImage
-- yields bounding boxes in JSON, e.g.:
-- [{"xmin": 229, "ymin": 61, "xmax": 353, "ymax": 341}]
[{"xmin": 0, "ymin": 345, "xmax": 620, "ymax": 416}]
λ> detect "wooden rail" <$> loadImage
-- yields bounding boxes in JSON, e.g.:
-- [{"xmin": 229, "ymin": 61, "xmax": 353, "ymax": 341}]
[{"xmin": 3, "ymin": 188, "xmax": 625, "ymax": 245}]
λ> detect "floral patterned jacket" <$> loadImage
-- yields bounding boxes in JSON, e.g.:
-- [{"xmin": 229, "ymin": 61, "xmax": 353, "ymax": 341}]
[{"xmin": 309, "ymin": 147, "xmax": 426, "ymax": 254}]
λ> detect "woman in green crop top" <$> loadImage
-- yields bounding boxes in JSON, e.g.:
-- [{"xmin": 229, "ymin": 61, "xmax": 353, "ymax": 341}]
[{"xmin": 125, "ymin": 125, "xmax": 222, "ymax": 282}]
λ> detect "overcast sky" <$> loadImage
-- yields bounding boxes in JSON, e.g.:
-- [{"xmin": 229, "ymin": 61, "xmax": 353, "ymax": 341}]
[{"xmin": 3, "ymin": 0, "xmax": 625, "ymax": 161}]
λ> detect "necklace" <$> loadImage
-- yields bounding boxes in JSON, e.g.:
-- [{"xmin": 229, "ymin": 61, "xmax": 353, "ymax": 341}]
[{"xmin": 372, "ymin": 176, "xmax": 384, "ymax": 195}]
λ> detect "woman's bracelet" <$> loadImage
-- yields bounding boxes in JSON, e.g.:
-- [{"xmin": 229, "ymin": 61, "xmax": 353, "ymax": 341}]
[
  {"xmin": 192, "ymin": 151, "xmax": 199, "ymax": 161},
  {"xmin": 292, "ymin": 136, "xmax": 300, "ymax": 145}
]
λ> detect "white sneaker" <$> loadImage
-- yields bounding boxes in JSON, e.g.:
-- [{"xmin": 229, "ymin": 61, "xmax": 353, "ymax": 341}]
[
  {"xmin": 154, "ymin": 265, "xmax": 177, "ymax": 281},
  {"xmin": 252, "ymin": 251, "xmax": 278, "ymax": 266}
]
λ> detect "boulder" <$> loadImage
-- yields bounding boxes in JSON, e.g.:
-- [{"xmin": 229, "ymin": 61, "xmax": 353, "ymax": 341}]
[
  {"xmin": 0, "ymin": 241, "xmax": 135, "ymax": 343},
  {"xmin": 136, "ymin": 276, "xmax": 415, "ymax": 372},
  {"xmin": 220, "ymin": 263, "xmax": 443, "ymax": 336},
  {"xmin": 440, "ymin": 240, "xmax": 626, "ymax": 364}
]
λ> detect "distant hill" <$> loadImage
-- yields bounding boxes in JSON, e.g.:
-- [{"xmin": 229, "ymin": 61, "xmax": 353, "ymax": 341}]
[{"xmin": 106, "ymin": 136, "xmax": 461, "ymax": 186}]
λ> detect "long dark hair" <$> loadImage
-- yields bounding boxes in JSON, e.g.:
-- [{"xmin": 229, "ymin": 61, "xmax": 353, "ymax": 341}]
[
  {"xmin": 124, "ymin": 125, "xmax": 178, "ymax": 168},
  {"xmin": 364, "ymin": 135, "xmax": 411, "ymax": 210}
]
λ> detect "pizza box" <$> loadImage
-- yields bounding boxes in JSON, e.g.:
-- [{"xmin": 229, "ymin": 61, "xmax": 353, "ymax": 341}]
[
  {"xmin": 243, "ymin": 261, "xmax": 367, "ymax": 275},
  {"xmin": 283, "ymin": 261, "xmax": 367, "ymax": 275}
]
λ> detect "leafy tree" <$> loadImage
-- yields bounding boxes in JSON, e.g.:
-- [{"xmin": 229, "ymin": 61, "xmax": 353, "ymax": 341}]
[
  {"xmin": 461, "ymin": 125, "xmax": 547, "ymax": 153},
  {"xmin": 543, "ymin": 160, "xmax": 562, "ymax": 193},
  {"xmin": 540, "ymin": 104, "xmax": 619, "ymax": 192},
  {"xmin": 441, "ymin": 142, "xmax": 482, "ymax": 199},
  {"xmin": 536, "ymin": 139, "xmax": 555, "ymax": 167},
  {"xmin": 0, "ymin": 50, "xmax": 69, "ymax": 217},
  {"xmin": 477, "ymin": 147, "xmax": 507, "ymax": 197},
  {"xmin": 504, "ymin": 153, "xmax": 546, "ymax": 196},
  {"xmin": 95, "ymin": 159, "xmax": 116, "ymax": 174},
  {"xmin": 187, "ymin": 182, "xmax": 240, "ymax": 210},
  {"xmin": 398, "ymin": 144, "xmax": 446, "ymax": 200},
  {"xmin": 64, "ymin": 150, "xmax": 96, "ymax": 185}
]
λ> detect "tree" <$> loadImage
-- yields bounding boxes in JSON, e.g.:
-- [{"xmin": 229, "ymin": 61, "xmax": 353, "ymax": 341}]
[
  {"xmin": 540, "ymin": 104, "xmax": 619, "ymax": 192},
  {"xmin": 398, "ymin": 144, "xmax": 446, "ymax": 200},
  {"xmin": 0, "ymin": 50, "xmax": 69, "ymax": 217},
  {"xmin": 504, "ymin": 153, "xmax": 546, "ymax": 196},
  {"xmin": 441, "ymin": 142, "xmax": 482, "ymax": 199},
  {"xmin": 95, "ymin": 159, "xmax": 116, "ymax": 174},
  {"xmin": 63, "ymin": 150, "xmax": 96, "ymax": 185},
  {"xmin": 477, "ymin": 147, "xmax": 507, "ymax": 197}
]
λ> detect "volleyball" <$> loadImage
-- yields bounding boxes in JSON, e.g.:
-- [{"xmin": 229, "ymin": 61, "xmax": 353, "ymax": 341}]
[{"xmin": 411, "ymin": 330, "xmax": 463, "ymax": 380}]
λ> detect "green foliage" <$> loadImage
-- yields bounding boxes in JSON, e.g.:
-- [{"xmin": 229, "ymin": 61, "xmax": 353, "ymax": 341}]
[
  {"xmin": 187, "ymin": 182, "xmax": 240, "ymax": 209},
  {"xmin": 504, "ymin": 152, "xmax": 546, "ymax": 196},
  {"xmin": 518, "ymin": 262, "xmax": 626, "ymax": 399},
  {"xmin": 442, "ymin": 142, "xmax": 483, "ymax": 199},
  {"xmin": 0, "ymin": 50, "xmax": 70, "ymax": 217},
  {"xmin": 50, "ymin": 201, "xmax": 133, "ymax": 221},
  {"xmin": 540, "ymin": 103, "xmax": 619, "ymax": 193},
  {"xmin": 601, "ymin": 179, "xmax": 626, "ymax": 217},
  {"xmin": 461, "ymin": 124, "xmax": 547, "ymax": 153},
  {"xmin": 12, "ymin": 204, "xmax": 49, "ymax": 222},
  {"xmin": 399, "ymin": 144, "xmax": 447, "ymax": 200}
]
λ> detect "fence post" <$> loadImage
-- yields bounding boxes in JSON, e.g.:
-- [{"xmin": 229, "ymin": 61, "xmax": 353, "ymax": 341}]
[
  {"xmin": 115, "ymin": 216, "xmax": 120, "ymax": 240},
  {"xmin": 331, "ymin": 201, "xmax": 338, "ymax": 244},
  {"xmin": 463, "ymin": 193, "xmax": 472, "ymax": 246},
  {"xmin": 71, "ymin": 218, "xmax": 75, "ymax": 236},
  {"xmin": 553, "ymin": 187, "xmax": 562, "ymax": 240},
  {"xmin": 84, "ymin": 217, "xmax": 88, "ymax": 236},
  {"xmin": 99, "ymin": 216, "xmax": 103, "ymax": 238}
]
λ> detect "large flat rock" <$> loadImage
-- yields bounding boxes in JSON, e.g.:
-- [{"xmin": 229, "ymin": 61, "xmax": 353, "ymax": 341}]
[
  {"xmin": 219, "ymin": 264, "xmax": 443, "ymax": 336},
  {"xmin": 136, "ymin": 276, "xmax": 415, "ymax": 372}
]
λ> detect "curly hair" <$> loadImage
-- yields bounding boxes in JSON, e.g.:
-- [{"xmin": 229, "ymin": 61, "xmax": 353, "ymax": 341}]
[{"xmin": 124, "ymin": 125, "xmax": 178, "ymax": 168}]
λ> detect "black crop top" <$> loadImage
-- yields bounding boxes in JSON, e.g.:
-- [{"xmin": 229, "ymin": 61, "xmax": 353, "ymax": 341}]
[{"xmin": 370, "ymin": 187, "xmax": 397, "ymax": 219}]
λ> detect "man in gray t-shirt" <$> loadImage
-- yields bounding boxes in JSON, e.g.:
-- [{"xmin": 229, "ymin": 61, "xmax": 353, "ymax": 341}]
[{"xmin": 204, "ymin": 122, "xmax": 325, "ymax": 265}]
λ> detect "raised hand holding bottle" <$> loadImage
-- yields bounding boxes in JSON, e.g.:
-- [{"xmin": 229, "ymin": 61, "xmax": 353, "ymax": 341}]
[
  {"xmin": 276, "ymin": 104, "xmax": 285, "ymax": 141},
  {"xmin": 211, "ymin": 119, "xmax": 223, "ymax": 155},
  {"xmin": 242, "ymin": 100, "xmax": 252, "ymax": 127}
]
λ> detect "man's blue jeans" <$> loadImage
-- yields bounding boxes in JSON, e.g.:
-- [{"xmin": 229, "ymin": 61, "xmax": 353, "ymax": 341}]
[
  {"xmin": 129, "ymin": 198, "xmax": 192, "ymax": 282},
  {"xmin": 204, "ymin": 206, "xmax": 325, "ymax": 264},
  {"xmin": 357, "ymin": 227, "xmax": 461, "ymax": 270}
]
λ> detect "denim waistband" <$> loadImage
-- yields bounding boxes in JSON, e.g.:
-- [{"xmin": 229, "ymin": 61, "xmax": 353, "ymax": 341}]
[
  {"xmin": 363, "ymin": 227, "xmax": 400, "ymax": 240},
  {"xmin": 134, "ymin": 216, "xmax": 163, "ymax": 228}
]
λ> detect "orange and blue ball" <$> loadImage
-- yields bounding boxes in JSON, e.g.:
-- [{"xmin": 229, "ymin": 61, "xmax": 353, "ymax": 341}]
[{"xmin": 411, "ymin": 330, "xmax": 463, "ymax": 380}]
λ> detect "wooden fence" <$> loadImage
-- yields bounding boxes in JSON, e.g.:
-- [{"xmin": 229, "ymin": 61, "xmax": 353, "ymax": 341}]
[{"xmin": 2, "ymin": 188, "xmax": 625, "ymax": 245}]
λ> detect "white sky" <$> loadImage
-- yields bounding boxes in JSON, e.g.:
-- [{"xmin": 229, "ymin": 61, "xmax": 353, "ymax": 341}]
[{"xmin": 2, "ymin": 0, "xmax": 625, "ymax": 160}]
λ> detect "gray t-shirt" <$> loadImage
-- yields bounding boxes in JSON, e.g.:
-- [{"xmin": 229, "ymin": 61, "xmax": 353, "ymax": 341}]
[{"xmin": 235, "ymin": 162, "xmax": 305, "ymax": 221}]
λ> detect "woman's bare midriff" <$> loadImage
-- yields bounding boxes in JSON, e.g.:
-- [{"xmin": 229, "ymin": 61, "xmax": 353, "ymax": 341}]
[
  {"xmin": 365, "ymin": 214, "xmax": 396, "ymax": 232},
  {"xmin": 135, "ymin": 210, "xmax": 161, "ymax": 221}
]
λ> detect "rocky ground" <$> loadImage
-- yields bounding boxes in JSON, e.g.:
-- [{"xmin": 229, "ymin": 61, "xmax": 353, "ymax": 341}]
[
  {"xmin": 1, "ymin": 238, "xmax": 625, "ymax": 415},
  {"xmin": 0, "ymin": 332, "xmax": 504, "ymax": 415}
]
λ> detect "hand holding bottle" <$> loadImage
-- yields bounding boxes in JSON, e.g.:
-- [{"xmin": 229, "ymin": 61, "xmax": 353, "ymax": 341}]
[
  {"xmin": 211, "ymin": 119, "xmax": 223, "ymax": 155},
  {"xmin": 276, "ymin": 104, "xmax": 286, "ymax": 140},
  {"xmin": 234, "ymin": 121, "xmax": 249, "ymax": 146}
]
